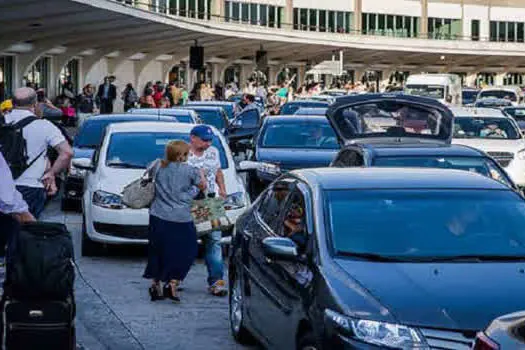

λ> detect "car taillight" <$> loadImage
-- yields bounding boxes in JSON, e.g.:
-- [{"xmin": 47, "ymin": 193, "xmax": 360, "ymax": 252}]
[{"xmin": 473, "ymin": 332, "xmax": 499, "ymax": 350}]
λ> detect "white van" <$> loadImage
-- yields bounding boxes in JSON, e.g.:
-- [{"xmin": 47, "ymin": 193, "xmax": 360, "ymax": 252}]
[
  {"xmin": 477, "ymin": 86, "xmax": 523, "ymax": 106},
  {"xmin": 404, "ymin": 74, "xmax": 462, "ymax": 106}
]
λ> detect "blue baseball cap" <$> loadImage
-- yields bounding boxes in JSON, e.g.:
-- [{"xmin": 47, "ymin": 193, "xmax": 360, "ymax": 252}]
[{"xmin": 190, "ymin": 125, "xmax": 214, "ymax": 141}]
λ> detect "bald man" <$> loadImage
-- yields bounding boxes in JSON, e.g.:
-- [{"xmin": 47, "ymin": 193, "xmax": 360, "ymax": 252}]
[{"xmin": 4, "ymin": 87, "xmax": 73, "ymax": 218}]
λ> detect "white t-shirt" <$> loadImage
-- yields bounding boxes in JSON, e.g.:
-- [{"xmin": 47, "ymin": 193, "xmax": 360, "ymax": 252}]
[
  {"xmin": 6, "ymin": 110, "xmax": 66, "ymax": 188},
  {"xmin": 187, "ymin": 146, "xmax": 221, "ymax": 194}
]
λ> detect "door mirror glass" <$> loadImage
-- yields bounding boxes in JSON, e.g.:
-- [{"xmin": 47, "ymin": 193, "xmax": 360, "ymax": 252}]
[
  {"xmin": 72, "ymin": 158, "xmax": 94, "ymax": 171},
  {"xmin": 262, "ymin": 237, "xmax": 298, "ymax": 261}
]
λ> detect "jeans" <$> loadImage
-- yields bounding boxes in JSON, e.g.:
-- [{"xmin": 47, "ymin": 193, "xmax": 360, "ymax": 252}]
[
  {"xmin": 16, "ymin": 186, "xmax": 46, "ymax": 219},
  {"xmin": 202, "ymin": 230, "xmax": 224, "ymax": 286}
]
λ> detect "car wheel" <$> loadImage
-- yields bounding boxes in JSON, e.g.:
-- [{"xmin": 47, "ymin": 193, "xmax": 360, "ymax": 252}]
[
  {"xmin": 229, "ymin": 269, "xmax": 255, "ymax": 345},
  {"xmin": 297, "ymin": 331, "xmax": 322, "ymax": 350},
  {"xmin": 81, "ymin": 216, "xmax": 102, "ymax": 257}
]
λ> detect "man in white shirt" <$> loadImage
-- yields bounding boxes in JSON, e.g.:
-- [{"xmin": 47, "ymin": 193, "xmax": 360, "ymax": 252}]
[{"xmin": 5, "ymin": 87, "xmax": 73, "ymax": 218}]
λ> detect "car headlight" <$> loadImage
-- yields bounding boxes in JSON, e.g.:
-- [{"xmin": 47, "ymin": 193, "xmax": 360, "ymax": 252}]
[
  {"xmin": 324, "ymin": 310, "xmax": 428, "ymax": 349},
  {"xmin": 517, "ymin": 149, "xmax": 525, "ymax": 160},
  {"xmin": 224, "ymin": 192, "xmax": 247, "ymax": 210},
  {"xmin": 92, "ymin": 190, "xmax": 125, "ymax": 209},
  {"xmin": 258, "ymin": 163, "xmax": 281, "ymax": 176},
  {"xmin": 69, "ymin": 163, "xmax": 86, "ymax": 178}
]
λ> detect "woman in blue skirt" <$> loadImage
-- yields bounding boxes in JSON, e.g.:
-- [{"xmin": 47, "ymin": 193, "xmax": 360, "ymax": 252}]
[{"xmin": 143, "ymin": 140, "xmax": 206, "ymax": 302}]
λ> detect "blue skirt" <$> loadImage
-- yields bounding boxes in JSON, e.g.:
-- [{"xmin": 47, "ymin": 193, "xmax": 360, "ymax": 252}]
[{"xmin": 143, "ymin": 215, "xmax": 198, "ymax": 282}]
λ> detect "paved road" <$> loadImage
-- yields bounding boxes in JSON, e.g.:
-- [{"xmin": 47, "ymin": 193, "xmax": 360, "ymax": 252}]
[{"xmin": 40, "ymin": 197, "xmax": 255, "ymax": 350}]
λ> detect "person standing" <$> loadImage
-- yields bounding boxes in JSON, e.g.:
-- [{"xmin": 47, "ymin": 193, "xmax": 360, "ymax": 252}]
[
  {"xmin": 143, "ymin": 141, "xmax": 206, "ymax": 302},
  {"xmin": 187, "ymin": 125, "xmax": 228, "ymax": 297},
  {"xmin": 121, "ymin": 83, "xmax": 139, "ymax": 112},
  {"xmin": 76, "ymin": 84, "xmax": 97, "ymax": 128},
  {"xmin": 140, "ymin": 87, "xmax": 156, "ymax": 108},
  {"xmin": 5, "ymin": 88, "xmax": 73, "ymax": 218},
  {"xmin": 97, "ymin": 76, "xmax": 117, "ymax": 114},
  {"xmin": 170, "ymin": 82, "xmax": 183, "ymax": 106}
]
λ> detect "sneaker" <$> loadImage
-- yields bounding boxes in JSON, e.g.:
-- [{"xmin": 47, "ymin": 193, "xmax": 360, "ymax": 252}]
[{"xmin": 209, "ymin": 280, "xmax": 227, "ymax": 297}]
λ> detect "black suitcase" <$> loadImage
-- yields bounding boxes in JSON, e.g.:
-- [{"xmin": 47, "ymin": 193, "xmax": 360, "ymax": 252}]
[{"xmin": 2, "ymin": 297, "xmax": 75, "ymax": 350}]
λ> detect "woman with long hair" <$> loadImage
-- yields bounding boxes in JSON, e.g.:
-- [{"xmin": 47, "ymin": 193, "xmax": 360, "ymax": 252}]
[{"xmin": 143, "ymin": 141, "xmax": 206, "ymax": 302}]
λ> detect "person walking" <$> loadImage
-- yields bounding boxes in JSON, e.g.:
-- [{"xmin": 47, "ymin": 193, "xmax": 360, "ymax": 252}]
[
  {"xmin": 122, "ymin": 83, "xmax": 139, "ymax": 112},
  {"xmin": 187, "ymin": 125, "xmax": 228, "ymax": 296},
  {"xmin": 143, "ymin": 140, "xmax": 206, "ymax": 302},
  {"xmin": 4, "ymin": 88, "xmax": 73, "ymax": 218},
  {"xmin": 97, "ymin": 76, "xmax": 117, "ymax": 114},
  {"xmin": 76, "ymin": 84, "xmax": 97, "ymax": 128}
]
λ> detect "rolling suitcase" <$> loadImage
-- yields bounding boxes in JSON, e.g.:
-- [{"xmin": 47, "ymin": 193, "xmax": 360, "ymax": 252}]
[{"xmin": 2, "ymin": 297, "xmax": 75, "ymax": 350}]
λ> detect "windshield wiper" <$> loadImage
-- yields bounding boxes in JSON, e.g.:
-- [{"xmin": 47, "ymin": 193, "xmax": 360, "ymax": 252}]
[
  {"xmin": 337, "ymin": 252, "xmax": 409, "ymax": 262},
  {"xmin": 106, "ymin": 162, "xmax": 145, "ymax": 169},
  {"xmin": 414, "ymin": 255, "xmax": 525, "ymax": 263}
]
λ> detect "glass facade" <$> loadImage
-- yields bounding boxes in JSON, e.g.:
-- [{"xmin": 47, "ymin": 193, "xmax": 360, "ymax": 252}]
[
  {"xmin": 490, "ymin": 21, "xmax": 525, "ymax": 42},
  {"xmin": 168, "ymin": 0, "xmax": 212, "ymax": 19},
  {"xmin": 428, "ymin": 17, "xmax": 462, "ymax": 39},
  {"xmin": 361, "ymin": 12, "xmax": 418, "ymax": 37},
  {"xmin": 294, "ymin": 8, "xmax": 352, "ymax": 33},
  {"xmin": 225, "ymin": 1, "xmax": 282, "ymax": 28},
  {"xmin": 0, "ymin": 56, "xmax": 13, "ymax": 102}
]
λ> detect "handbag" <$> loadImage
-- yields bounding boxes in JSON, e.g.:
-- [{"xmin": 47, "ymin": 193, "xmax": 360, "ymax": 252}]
[
  {"xmin": 191, "ymin": 197, "xmax": 233, "ymax": 237},
  {"xmin": 121, "ymin": 161, "xmax": 159, "ymax": 209}
]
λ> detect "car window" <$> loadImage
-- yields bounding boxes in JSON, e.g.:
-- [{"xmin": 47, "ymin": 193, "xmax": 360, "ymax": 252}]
[
  {"xmin": 258, "ymin": 182, "xmax": 293, "ymax": 232},
  {"xmin": 475, "ymin": 99, "xmax": 513, "ymax": 108},
  {"xmin": 280, "ymin": 102, "xmax": 327, "ymax": 115},
  {"xmin": 196, "ymin": 110, "xmax": 226, "ymax": 130},
  {"xmin": 479, "ymin": 90, "xmax": 517, "ymax": 102},
  {"xmin": 325, "ymin": 189, "xmax": 525, "ymax": 260},
  {"xmin": 105, "ymin": 132, "xmax": 228, "ymax": 169},
  {"xmin": 261, "ymin": 121, "xmax": 339, "ymax": 149},
  {"xmin": 280, "ymin": 190, "xmax": 308, "ymax": 252},
  {"xmin": 454, "ymin": 117, "xmax": 520, "ymax": 139},
  {"xmin": 405, "ymin": 85, "xmax": 444, "ymax": 99},
  {"xmin": 75, "ymin": 120, "xmax": 113, "ymax": 148},
  {"xmin": 373, "ymin": 156, "xmax": 513, "ymax": 187},
  {"xmin": 504, "ymin": 108, "xmax": 525, "ymax": 121},
  {"xmin": 239, "ymin": 109, "xmax": 259, "ymax": 128}
]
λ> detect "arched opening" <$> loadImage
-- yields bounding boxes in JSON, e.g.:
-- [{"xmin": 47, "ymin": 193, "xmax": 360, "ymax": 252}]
[
  {"xmin": 24, "ymin": 57, "xmax": 50, "ymax": 91},
  {"xmin": 0, "ymin": 55, "xmax": 14, "ymax": 101},
  {"xmin": 58, "ymin": 58, "xmax": 79, "ymax": 98},
  {"xmin": 361, "ymin": 70, "xmax": 382, "ymax": 92},
  {"xmin": 224, "ymin": 65, "xmax": 241, "ymax": 85},
  {"xmin": 476, "ymin": 72, "xmax": 495, "ymax": 88},
  {"xmin": 168, "ymin": 65, "xmax": 187, "ymax": 86}
]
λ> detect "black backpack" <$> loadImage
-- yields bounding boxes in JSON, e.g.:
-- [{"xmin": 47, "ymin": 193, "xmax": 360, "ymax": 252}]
[
  {"xmin": 0, "ymin": 116, "xmax": 44, "ymax": 179},
  {"xmin": 5, "ymin": 222, "xmax": 75, "ymax": 300}
]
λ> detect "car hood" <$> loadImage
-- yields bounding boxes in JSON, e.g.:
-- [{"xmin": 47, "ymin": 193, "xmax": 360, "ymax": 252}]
[
  {"xmin": 73, "ymin": 147, "xmax": 95, "ymax": 160},
  {"xmin": 97, "ymin": 167, "xmax": 145, "ymax": 194},
  {"xmin": 334, "ymin": 259, "xmax": 525, "ymax": 331},
  {"xmin": 256, "ymin": 148, "xmax": 337, "ymax": 171},
  {"xmin": 452, "ymin": 138, "xmax": 525, "ymax": 153}
]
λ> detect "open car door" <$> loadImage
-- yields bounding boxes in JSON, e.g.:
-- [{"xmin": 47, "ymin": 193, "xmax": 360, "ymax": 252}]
[{"xmin": 326, "ymin": 94, "xmax": 454, "ymax": 145}]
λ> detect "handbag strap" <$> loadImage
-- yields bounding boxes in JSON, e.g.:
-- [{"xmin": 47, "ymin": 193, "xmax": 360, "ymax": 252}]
[{"xmin": 142, "ymin": 159, "xmax": 161, "ymax": 183}]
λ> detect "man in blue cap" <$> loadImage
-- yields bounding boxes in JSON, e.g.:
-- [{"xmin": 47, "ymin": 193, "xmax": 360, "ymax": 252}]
[{"xmin": 188, "ymin": 125, "xmax": 228, "ymax": 296}]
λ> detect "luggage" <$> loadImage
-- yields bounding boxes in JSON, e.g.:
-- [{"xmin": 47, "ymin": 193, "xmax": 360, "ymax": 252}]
[
  {"xmin": 5, "ymin": 222, "xmax": 75, "ymax": 301},
  {"xmin": 0, "ymin": 116, "xmax": 43, "ymax": 179},
  {"xmin": 2, "ymin": 297, "xmax": 75, "ymax": 350}
]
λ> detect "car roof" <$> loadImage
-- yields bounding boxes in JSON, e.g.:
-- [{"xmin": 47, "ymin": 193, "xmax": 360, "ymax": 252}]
[
  {"xmin": 180, "ymin": 106, "xmax": 223, "ymax": 111},
  {"xmin": 265, "ymin": 115, "xmax": 330, "ymax": 123},
  {"xmin": 106, "ymin": 121, "xmax": 200, "ymax": 133},
  {"xmin": 292, "ymin": 167, "xmax": 509, "ymax": 191},
  {"xmin": 188, "ymin": 101, "xmax": 235, "ymax": 105},
  {"xmin": 83, "ymin": 114, "xmax": 168, "ymax": 121},
  {"xmin": 362, "ymin": 143, "xmax": 485, "ymax": 157},
  {"xmin": 285, "ymin": 100, "xmax": 329, "ymax": 105},
  {"xmin": 450, "ymin": 107, "xmax": 507, "ymax": 118}
]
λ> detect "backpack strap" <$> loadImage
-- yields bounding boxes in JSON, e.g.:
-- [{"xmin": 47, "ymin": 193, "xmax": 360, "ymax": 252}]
[{"xmin": 12, "ymin": 116, "xmax": 39, "ymax": 130}]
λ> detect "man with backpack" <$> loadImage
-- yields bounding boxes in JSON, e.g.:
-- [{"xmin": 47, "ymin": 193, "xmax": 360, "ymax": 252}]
[{"xmin": 1, "ymin": 87, "xmax": 73, "ymax": 218}]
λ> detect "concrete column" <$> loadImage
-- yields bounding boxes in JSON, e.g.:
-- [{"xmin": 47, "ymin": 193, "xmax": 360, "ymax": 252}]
[
  {"xmin": 297, "ymin": 65, "xmax": 306, "ymax": 87},
  {"xmin": 268, "ymin": 65, "xmax": 278, "ymax": 85},
  {"xmin": 465, "ymin": 72, "xmax": 478, "ymax": 87},
  {"xmin": 211, "ymin": 63, "xmax": 222, "ymax": 85},
  {"xmin": 420, "ymin": 0, "xmax": 428, "ymax": 38},
  {"xmin": 211, "ymin": 0, "xmax": 224, "ymax": 21},
  {"xmin": 136, "ymin": 0, "xmax": 153, "ymax": 10},
  {"xmin": 283, "ymin": 0, "xmax": 293, "ymax": 31},
  {"xmin": 354, "ymin": 0, "xmax": 362, "ymax": 34},
  {"xmin": 495, "ymin": 72, "xmax": 506, "ymax": 86}
]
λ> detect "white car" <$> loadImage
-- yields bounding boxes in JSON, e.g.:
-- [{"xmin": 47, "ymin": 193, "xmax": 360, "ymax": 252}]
[
  {"xmin": 73, "ymin": 122, "xmax": 250, "ymax": 256},
  {"xmin": 477, "ymin": 86, "xmax": 523, "ymax": 106},
  {"xmin": 451, "ymin": 107, "xmax": 525, "ymax": 187}
]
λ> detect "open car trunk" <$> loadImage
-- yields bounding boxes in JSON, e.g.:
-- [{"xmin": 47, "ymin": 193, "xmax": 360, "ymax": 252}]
[{"xmin": 326, "ymin": 94, "xmax": 455, "ymax": 145}]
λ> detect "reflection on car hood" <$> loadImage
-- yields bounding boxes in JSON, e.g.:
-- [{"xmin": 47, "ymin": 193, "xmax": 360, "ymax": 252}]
[
  {"xmin": 256, "ymin": 148, "xmax": 338, "ymax": 170},
  {"xmin": 334, "ymin": 259, "xmax": 525, "ymax": 330},
  {"xmin": 73, "ymin": 147, "xmax": 95, "ymax": 160}
]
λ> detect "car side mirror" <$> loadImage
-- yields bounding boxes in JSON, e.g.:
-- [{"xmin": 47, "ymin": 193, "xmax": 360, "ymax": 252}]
[
  {"xmin": 262, "ymin": 237, "xmax": 299, "ymax": 261},
  {"xmin": 72, "ymin": 158, "xmax": 94, "ymax": 171},
  {"xmin": 236, "ymin": 160, "xmax": 259, "ymax": 173}
]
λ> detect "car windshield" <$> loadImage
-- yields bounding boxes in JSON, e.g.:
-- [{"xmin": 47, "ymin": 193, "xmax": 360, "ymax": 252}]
[
  {"xmin": 280, "ymin": 102, "xmax": 328, "ymax": 115},
  {"xmin": 294, "ymin": 108, "xmax": 328, "ymax": 116},
  {"xmin": 105, "ymin": 132, "xmax": 228, "ymax": 169},
  {"xmin": 405, "ymin": 85, "xmax": 444, "ymax": 99},
  {"xmin": 190, "ymin": 104, "xmax": 234, "ymax": 120},
  {"xmin": 479, "ymin": 90, "xmax": 517, "ymax": 102},
  {"xmin": 196, "ymin": 110, "xmax": 226, "ymax": 130},
  {"xmin": 261, "ymin": 121, "xmax": 339, "ymax": 149},
  {"xmin": 475, "ymin": 99, "xmax": 513, "ymax": 108},
  {"xmin": 75, "ymin": 120, "xmax": 113, "ymax": 148},
  {"xmin": 373, "ymin": 156, "xmax": 512, "ymax": 187},
  {"xmin": 504, "ymin": 108, "xmax": 525, "ymax": 121},
  {"xmin": 159, "ymin": 112, "xmax": 191, "ymax": 123},
  {"xmin": 326, "ymin": 189, "xmax": 525, "ymax": 260},
  {"xmin": 454, "ymin": 117, "xmax": 520, "ymax": 139},
  {"xmin": 462, "ymin": 90, "xmax": 478, "ymax": 104}
]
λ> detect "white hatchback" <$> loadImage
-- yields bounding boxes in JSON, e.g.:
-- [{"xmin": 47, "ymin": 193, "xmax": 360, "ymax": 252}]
[
  {"xmin": 74, "ymin": 122, "xmax": 250, "ymax": 256},
  {"xmin": 451, "ymin": 107, "xmax": 525, "ymax": 187}
]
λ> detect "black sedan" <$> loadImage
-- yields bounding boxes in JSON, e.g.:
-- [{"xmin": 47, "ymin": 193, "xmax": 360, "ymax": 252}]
[
  {"xmin": 62, "ymin": 114, "xmax": 180, "ymax": 211},
  {"xmin": 473, "ymin": 311, "xmax": 525, "ymax": 349},
  {"xmin": 229, "ymin": 167, "xmax": 525, "ymax": 349},
  {"xmin": 240, "ymin": 115, "xmax": 339, "ymax": 199}
]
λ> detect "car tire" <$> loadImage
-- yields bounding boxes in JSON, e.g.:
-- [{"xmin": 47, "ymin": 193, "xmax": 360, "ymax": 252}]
[
  {"xmin": 297, "ymin": 331, "xmax": 322, "ymax": 350},
  {"xmin": 81, "ymin": 216, "xmax": 102, "ymax": 257},
  {"xmin": 229, "ymin": 268, "xmax": 256, "ymax": 345}
]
